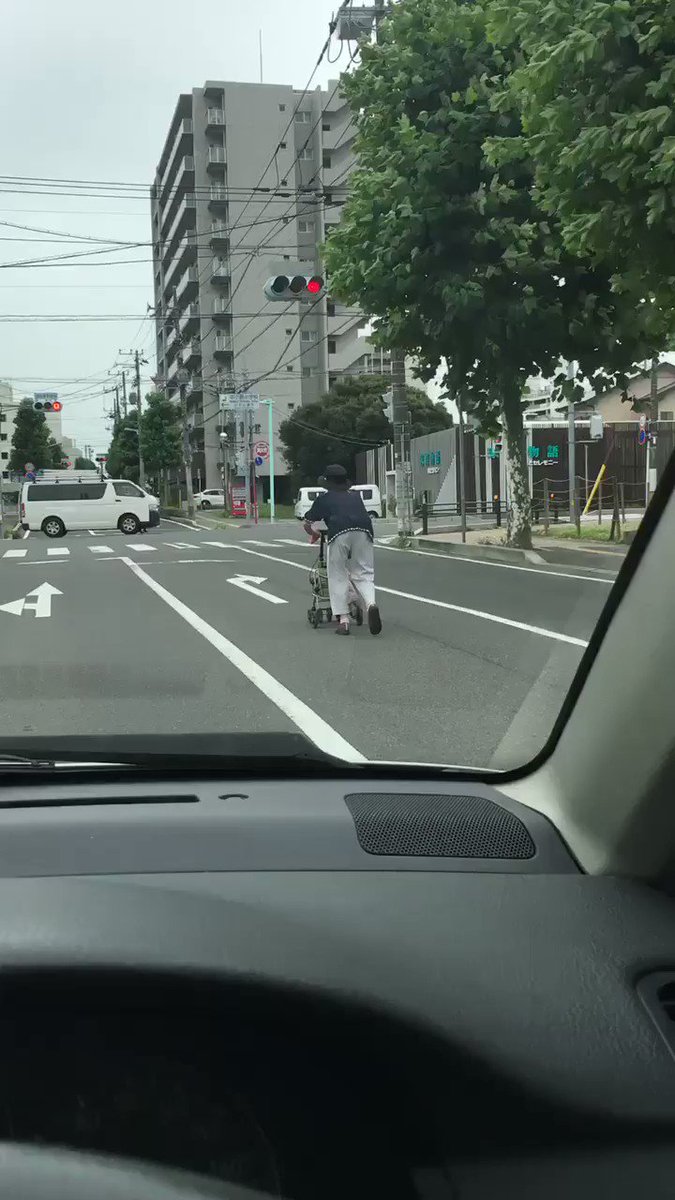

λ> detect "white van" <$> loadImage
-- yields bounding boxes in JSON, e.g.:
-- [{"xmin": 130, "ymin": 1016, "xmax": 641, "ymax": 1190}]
[
  {"xmin": 21, "ymin": 477, "xmax": 153, "ymax": 537},
  {"xmin": 350, "ymin": 483, "xmax": 383, "ymax": 518},
  {"xmin": 294, "ymin": 486, "xmax": 327, "ymax": 520}
]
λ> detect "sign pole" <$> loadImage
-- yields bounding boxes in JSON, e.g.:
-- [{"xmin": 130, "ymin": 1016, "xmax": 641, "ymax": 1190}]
[{"xmin": 266, "ymin": 400, "xmax": 276, "ymax": 524}]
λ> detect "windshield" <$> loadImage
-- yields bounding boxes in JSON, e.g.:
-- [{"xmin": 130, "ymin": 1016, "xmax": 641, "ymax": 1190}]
[{"xmin": 0, "ymin": 0, "xmax": 671, "ymax": 769}]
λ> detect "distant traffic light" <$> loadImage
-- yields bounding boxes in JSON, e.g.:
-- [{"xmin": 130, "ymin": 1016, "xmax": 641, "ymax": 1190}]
[
  {"xmin": 263, "ymin": 274, "xmax": 325, "ymax": 301},
  {"xmin": 33, "ymin": 398, "xmax": 62, "ymax": 413}
]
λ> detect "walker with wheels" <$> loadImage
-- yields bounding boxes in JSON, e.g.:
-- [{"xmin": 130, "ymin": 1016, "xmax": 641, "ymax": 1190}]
[{"xmin": 307, "ymin": 531, "xmax": 363, "ymax": 629}]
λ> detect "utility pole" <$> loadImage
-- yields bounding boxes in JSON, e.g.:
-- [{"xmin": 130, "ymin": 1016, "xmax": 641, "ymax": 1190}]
[
  {"xmin": 133, "ymin": 349, "xmax": 146, "ymax": 487},
  {"xmin": 566, "ymin": 360, "xmax": 577, "ymax": 525},
  {"xmin": 120, "ymin": 370, "xmax": 127, "ymax": 418}
]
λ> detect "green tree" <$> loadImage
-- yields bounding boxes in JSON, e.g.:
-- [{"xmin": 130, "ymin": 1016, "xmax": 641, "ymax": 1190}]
[
  {"xmin": 140, "ymin": 392, "xmax": 182, "ymax": 477},
  {"xmin": 8, "ymin": 400, "xmax": 52, "ymax": 471},
  {"xmin": 487, "ymin": 0, "xmax": 675, "ymax": 319},
  {"xmin": 279, "ymin": 374, "xmax": 451, "ymax": 482},
  {"xmin": 47, "ymin": 437, "xmax": 65, "ymax": 468},
  {"xmin": 106, "ymin": 411, "xmax": 140, "ymax": 481},
  {"xmin": 74, "ymin": 456, "xmax": 97, "ymax": 471},
  {"xmin": 324, "ymin": 0, "xmax": 658, "ymax": 546}
]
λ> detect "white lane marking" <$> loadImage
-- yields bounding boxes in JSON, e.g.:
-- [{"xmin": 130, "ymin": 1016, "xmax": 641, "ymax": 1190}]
[
  {"xmin": 128, "ymin": 543, "xmax": 156, "ymax": 552},
  {"xmin": 162, "ymin": 516, "xmax": 201, "ymax": 531},
  {"xmin": 376, "ymin": 543, "xmax": 614, "ymax": 584},
  {"xmin": 0, "ymin": 582, "xmax": 61, "ymax": 619},
  {"xmin": 3, "ymin": 549, "xmax": 28, "ymax": 558},
  {"xmin": 240, "ymin": 539, "xmax": 274, "ymax": 547},
  {"xmin": 46, "ymin": 547, "xmax": 70, "ymax": 556},
  {"xmin": 87, "ymin": 528, "xmax": 97, "ymax": 535},
  {"xmin": 19, "ymin": 560, "xmax": 69, "ymax": 565},
  {"xmin": 89, "ymin": 545, "xmax": 114, "ymax": 555},
  {"xmin": 202, "ymin": 540, "xmax": 228, "ymax": 548},
  {"xmin": 227, "ymin": 575, "xmax": 287, "ymax": 604},
  {"xmin": 275, "ymin": 538, "xmax": 310, "ymax": 547},
  {"xmin": 164, "ymin": 541, "xmax": 196, "ymax": 549},
  {"xmin": 121, "ymin": 557, "xmax": 365, "ymax": 763},
  {"xmin": 231, "ymin": 546, "xmax": 589, "ymax": 648}
]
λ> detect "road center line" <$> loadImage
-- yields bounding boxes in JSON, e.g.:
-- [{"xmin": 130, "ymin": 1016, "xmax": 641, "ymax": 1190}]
[
  {"xmin": 120, "ymin": 557, "xmax": 366, "ymax": 763},
  {"xmin": 230, "ymin": 546, "xmax": 589, "ymax": 648}
]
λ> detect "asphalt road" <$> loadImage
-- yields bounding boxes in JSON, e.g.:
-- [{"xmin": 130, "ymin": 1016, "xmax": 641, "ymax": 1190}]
[{"xmin": 0, "ymin": 517, "xmax": 616, "ymax": 768}]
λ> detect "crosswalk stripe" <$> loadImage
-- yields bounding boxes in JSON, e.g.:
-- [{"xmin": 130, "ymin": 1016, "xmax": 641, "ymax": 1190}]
[
  {"xmin": 47, "ymin": 547, "xmax": 70, "ymax": 556},
  {"xmin": 164, "ymin": 541, "xmax": 196, "ymax": 549},
  {"xmin": 202, "ymin": 540, "xmax": 228, "ymax": 548},
  {"xmin": 275, "ymin": 538, "xmax": 310, "ymax": 547},
  {"xmin": 128, "ymin": 543, "xmax": 156, "ymax": 552},
  {"xmin": 240, "ymin": 539, "xmax": 272, "ymax": 547},
  {"xmin": 89, "ymin": 546, "xmax": 114, "ymax": 555},
  {"xmin": 2, "ymin": 548, "xmax": 27, "ymax": 558}
]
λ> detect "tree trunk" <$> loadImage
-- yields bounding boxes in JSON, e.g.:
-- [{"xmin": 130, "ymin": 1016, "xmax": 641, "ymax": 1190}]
[{"xmin": 501, "ymin": 383, "xmax": 532, "ymax": 549}]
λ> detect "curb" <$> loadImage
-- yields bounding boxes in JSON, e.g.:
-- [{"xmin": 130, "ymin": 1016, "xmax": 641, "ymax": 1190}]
[{"xmin": 413, "ymin": 537, "xmax": 624, "ymax": 573}]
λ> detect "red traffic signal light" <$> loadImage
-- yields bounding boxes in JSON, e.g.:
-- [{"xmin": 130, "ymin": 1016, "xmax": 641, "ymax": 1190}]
[
  {"xmin": 263, "ymin": 274, "xmax": 325, "ymax": 301},
  {"xmin": 51, "ymin": 400, "xmax": 62, "ymax": 412},
  {"xmin": 33, "ymin": 397, "xmax": 62, "ymax": 413}
]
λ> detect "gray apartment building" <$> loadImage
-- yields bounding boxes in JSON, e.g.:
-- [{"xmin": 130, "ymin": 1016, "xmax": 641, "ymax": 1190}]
[{"xmin": 150, "ymin": 78, "xmax": 389, "ymax": 497}]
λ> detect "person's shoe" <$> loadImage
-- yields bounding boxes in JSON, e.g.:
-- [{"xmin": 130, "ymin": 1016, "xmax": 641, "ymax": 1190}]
[
  {"xmin": 367, "ymin": 605, "xmax": 382, "ymax": 636},
  {"xmin": 335, "ymin": 621, "xmax": 350, "ymax": 635}
]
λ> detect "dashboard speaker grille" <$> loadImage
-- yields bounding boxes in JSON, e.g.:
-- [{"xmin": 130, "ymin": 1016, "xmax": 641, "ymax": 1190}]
[{"xmin": 345, "ymin": 793, "xmax": 535, "ymax": 859}]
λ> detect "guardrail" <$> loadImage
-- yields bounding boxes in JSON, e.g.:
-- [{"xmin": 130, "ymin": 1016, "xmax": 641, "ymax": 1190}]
[{"xmin": 420, "ymin": 499, "xmax": 504, "ymax": 535}]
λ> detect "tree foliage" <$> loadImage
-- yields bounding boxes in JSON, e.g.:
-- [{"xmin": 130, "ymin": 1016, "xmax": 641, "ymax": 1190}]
[
  {"xmin": 278, "ymin": 374, "xmax": 451, "ymax": 482},
  {"xmin": 74, "ymin": 457, "xmax": 97, "ymax": 471},
  {"xmin": 487, "ymin": 0, "xmax": 675, "ymax": 316},
  {"xmin": 139, "ymin": 392, "xmax": 182, "ymax": 474},
  {"xmin": 106, "ymin": 411, "xmax": 140, "ymax": 481},
  {"xmin": 323, "ymin": 0, "xmax": 661, "ymax": 545},
  {"xmin": 9, "ymin": 401, "xmax": 53, "ymax": 471}
]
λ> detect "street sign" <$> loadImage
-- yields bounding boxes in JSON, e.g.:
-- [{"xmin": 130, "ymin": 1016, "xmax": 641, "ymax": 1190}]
[
  {"xmin": 255, "ymin": 456, "xmax": 264, "ymax": 467},
  {"xmin": 220, "ymin": 392, "xmax": 259, "ymax": 412},
  {"xmin": 639, "ymin": 413, "xmax": 647, "ymax": 428},
  {"xmin": 24, "ymin": 462, "xmax": 34, "ymax": 472},
  {"xmin": 639, "ymin": 428, "xmax": 647, "ymax": 445},
  {"xmin": 253, "ymin": 440, "xmax": 270, "ymax": 460}
]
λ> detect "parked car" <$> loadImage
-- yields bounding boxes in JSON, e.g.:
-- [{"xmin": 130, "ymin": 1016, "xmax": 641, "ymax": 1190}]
[
  {"xmin": 21, "ymin": 477, "xmax": 152, "ymax": 537},
  {"xmin": 194, "ymin": 489, "xmax": 225, "ymax": 510},
  {"xmin": 294, "ymin": 487, "xmax": 327, "ymax": 520},
  {"xmin": 350, "ymin": 483, "xmax": 383, "ymax": 518}
]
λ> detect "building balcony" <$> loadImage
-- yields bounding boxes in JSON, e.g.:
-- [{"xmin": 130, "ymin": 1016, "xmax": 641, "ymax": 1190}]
[
  {"xmin": 211, "ymin": 257, "xmax": 230, "ymax": 283},
  {"xmin": 206, "ymin": 108, "xmax": 225, "ymax": 129},
  {"xmin": 212, "ymin": 296, "xmax": 231, "ymax": 318},
  {"xmin": 184, "ymin": 337, "xmax": 202, "ymax": 369},
  {"xmin": 209, "ymin": 221, "xmax": 229, "ymax": 247},
  {"xmin": 208, "ymin": 185, "xmax": 228, "ymax": 208},
  {"xmin": 159, "ymin": 119, "xmax": 194, "ymax": 198},
  {"xmin": 176, "ymin": 265, "xmax": 199, "ymax": 304},
  {"xmin": 162, "ymin": 235, "xmax": 196, "ymax": 294},
  {"xmin": 206, "ymin": 146, "xmax": 227, "ymax": 172},
  {"xmin": 161, "ymin": 192, "xmax": 196, "ymax": 245},
  {"xmin": 214, "ymin": 333, "xmax": 233, "ymax": 358},
  {"xmin": 179, "ymin": 302, "xmax": 200, "ymax": 337}
]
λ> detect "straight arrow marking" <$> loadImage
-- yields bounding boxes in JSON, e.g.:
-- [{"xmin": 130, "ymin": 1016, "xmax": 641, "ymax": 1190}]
[
  {"xmin": 227, "ymin": 575, "xmax": 287, "ymax": 605},
  {"xmin": 0, "ymin": 581, "xmax": 62, "ymax": 619}
]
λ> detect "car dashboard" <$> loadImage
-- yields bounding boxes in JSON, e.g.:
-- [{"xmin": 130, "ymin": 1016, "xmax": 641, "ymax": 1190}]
[{"xmin": 0, "ymin": 769, "xmax": 673, "ymax": 1198}]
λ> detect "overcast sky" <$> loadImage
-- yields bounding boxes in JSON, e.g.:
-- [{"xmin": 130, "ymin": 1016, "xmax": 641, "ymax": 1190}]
[{"xmin": 0, "ymin": 0, "xmax": 341, "ymax": 453}]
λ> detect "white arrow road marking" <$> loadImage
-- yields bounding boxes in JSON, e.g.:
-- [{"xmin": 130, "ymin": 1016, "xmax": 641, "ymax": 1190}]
[
  {"xmin": 121, "ymin": 558, "xmax": 365, "ymax": 763},
  {"xmin": 227, "ymin": 575, "xmax": 287, "ymax": 604},
  {"xmin": 46, "ymin": 547, "xmax": 69, "ymax": 556},
  {"xmin": 240, "ymin": 539, "xmax": 273, "ymax": 547},
  {"xmin": 0, "ymin": 582, "xmax": 62, "ymax": 619},
  {"xmin": 2, "ymin": 549, "xmax": 27, "ymax": 558}
]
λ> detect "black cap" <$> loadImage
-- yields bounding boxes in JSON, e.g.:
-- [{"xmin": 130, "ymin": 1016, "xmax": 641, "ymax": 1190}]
[{"xmin": 324, "ymin": 463, "xmax": 347, "ymax": 481}]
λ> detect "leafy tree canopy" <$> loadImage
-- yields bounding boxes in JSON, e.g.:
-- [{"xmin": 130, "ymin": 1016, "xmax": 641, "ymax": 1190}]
[
  {"xmin": 74, "ymin": 457, "xmax": 97, "ymax": 471},
  {"xmin": 106, "ymin": 411, "xmax": 140, "ymax": 482},
  {"xmin": 323, "ymin": 0, "xmax": 662, "ymax": 543},
  {"xmin": 279, "ymin": 374, "xmax": 451, "ymax": 482},
  {"xmin": 139, "ymin": 392, "xmax": 182, "ymax": 474},
  {"xmin": 9, "ymin": 401, "xmax": 53, "ymax": 471},
  {"xmin": 487, "ymin": 0, "xmax": 675, "ymax": 317}
]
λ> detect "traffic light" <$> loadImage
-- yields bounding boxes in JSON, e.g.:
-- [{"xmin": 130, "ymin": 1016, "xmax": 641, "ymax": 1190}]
[
  {"xmin": 33, "ymin": 399, "xmax": 62, "ymax": 413},
  {"xmin": 263, "ymin": 274, "xmax": 325, "ymax": 301}
]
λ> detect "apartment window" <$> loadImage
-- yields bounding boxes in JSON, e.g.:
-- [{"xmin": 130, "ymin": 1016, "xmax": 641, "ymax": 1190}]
[
  {"xmin": 295, "ymin": 111, "xmax": 311, "ymax": 124},
  {"xmin": 301, "ymin": 330, "xmax": 317, "ymax": 342},
  {"xmin": 322, "ymin": 123, "xmax": 331, "ymax": 132},
  {"xmin": 323, "ymin": 153, "xmax": 332, "ymax": 169},
  {"xmin": 286, "ymin": 365, "xmax": 294, "ymax": 372},
  {"xmin": 327, "ymin": 301, "xmax": 336, "ymax": 317},
  {"xmin": 328, "ymin": 339, "xmax": 336, "ymax": 355},
  {"xmin": 279, "ymin": 104, "xmax": 286, "ymax": 111},
  {"xmin": 299, "ymin": 147, "xmax": 313, "ymax": 161},
  {"xmin": 288, "ymin": 402, "xmax": 295, "ymax": 409},
  {"xmin": 662, "ymin": 410, "xmax": 674, "ymax": 421},
  {"xmin": 1, "ymin": 452, "xmax": 7, "ymax": 461},
  {"xmin": 254, "ymin": 424, "xmax": 261, "ymax": 434},
  {"xmin": 324, "ymin": 192, "xmax": 332, "ymax": 205},
  {"xmin": 0, "ymin": 413, "xmax": 5, "ymax": 422},
  {"xmin": 298, "ymin": 219, "xmax": 313, "ymax": 233},
  {"xmin": 0, "ymin": 433, "xmax": 6, "ymax": 442}
]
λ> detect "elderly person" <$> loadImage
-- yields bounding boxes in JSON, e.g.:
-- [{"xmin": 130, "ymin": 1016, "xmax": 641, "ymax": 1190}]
[{"xmin": 304, "ymin": 464, "xmax": 382, "ymax": 637}]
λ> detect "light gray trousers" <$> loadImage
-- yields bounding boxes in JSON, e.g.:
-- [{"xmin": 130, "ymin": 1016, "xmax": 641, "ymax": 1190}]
[{"xmin": 327, "ymin": 530, "xmax": 376, "ymax": 618}]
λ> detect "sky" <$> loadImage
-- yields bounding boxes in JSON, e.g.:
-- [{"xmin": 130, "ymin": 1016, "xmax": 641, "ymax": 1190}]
[{"xmin": 0, "ymin": 0, "xmax": 342, "ymax": 455}]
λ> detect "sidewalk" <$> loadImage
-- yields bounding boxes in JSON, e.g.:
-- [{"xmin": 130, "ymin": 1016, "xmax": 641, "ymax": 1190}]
[{"xmin": 414, "ymin": 525, "xmax": 628, "ymax": 572}]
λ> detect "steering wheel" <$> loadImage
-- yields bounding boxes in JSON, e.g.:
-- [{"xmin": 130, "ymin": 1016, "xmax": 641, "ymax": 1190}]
[{"xmin": 0, "ymin": 1144, "xmax": 275, "ymax": 1200}]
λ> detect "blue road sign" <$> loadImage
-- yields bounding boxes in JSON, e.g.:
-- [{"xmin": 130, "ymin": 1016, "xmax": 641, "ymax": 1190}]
[{"xmin": 255, "ymin": 455, "xmax": 264, "ymax": 466}]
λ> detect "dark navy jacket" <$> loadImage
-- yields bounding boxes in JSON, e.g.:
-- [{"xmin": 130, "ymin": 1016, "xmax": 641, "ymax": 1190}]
[{"xmin": 305, "ymin": 488, "xmax": 374, "ymax": 544}]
